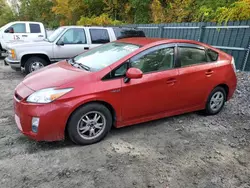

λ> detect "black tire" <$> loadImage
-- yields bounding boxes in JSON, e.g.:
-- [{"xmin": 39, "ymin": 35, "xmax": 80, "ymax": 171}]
[
  {"xmin": 67, "ymin": 103, "xmax": 112, "ymax": 145},
  {"xmin": 205, "ymin": 86, "xmax": 226, "ymax": 115},
  {"xmin": 24, "ymin": 56, "xmax": 48, "ymax": 74}
]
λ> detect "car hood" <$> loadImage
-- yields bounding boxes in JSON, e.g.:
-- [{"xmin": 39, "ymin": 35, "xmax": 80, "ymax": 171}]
[
  {"xmin": 22, "ymin": 61, "xmax": 93, "ymax": 91},
  {"xmin": 6, "ymin": 40, "xmax": 51, "ymax": 49}
]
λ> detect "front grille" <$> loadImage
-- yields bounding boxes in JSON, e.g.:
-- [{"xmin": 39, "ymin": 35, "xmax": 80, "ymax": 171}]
[{"xmin": 15, "ymin": 92, "xmax": 23, "ymax": 101}]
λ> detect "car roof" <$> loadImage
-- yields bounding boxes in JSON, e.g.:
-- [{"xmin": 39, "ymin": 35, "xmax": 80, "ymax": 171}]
[
  {"xmin": 60, "ymin": 26, "xmax": 112, "ymax": 29},
  {"xmin": 116, "ymin": 37, "xmax": 212, "ymax": 48}
]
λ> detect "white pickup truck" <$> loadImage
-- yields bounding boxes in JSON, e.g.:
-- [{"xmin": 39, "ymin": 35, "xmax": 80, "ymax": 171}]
[
  {"xmin": 0, "ymin": 21, "xmax": 46, "ymax": 54},
  {"xmin": 4, "ymin": 26, "xmax": 145, "ymax": 74}
]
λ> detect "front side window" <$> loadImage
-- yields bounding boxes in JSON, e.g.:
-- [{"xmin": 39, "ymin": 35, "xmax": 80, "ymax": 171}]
[
  {"xmin": 30, "ymin": 24, "xmax": 41, "ymax": 33},
  {"xmin": 74, "ymin": 42, "xmax": 139, "ymax": 71},
  {"xmin": 90, "ymin": 29, "xmax": 110, "ymax": 44},
  {"xmin": 10, "ymin": 23, "xmax": 26, "ymax": 33},
  {"xmin": 179, "ymin": 47, "xmax": 207, "ymax": 67},
  {"xmin": 60, "ymin": 28, "xmax": 86, "ymax": 44},
  {"xmin": 131, "ymin": 47, "xmax": 174, "ymax": 73}
]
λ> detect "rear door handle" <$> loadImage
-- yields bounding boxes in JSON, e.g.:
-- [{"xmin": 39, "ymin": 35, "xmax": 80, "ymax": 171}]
[
  {"xmin": 166, "ymin": 78, "xmax": 177, "ymax": 85},
  {"xmin": 84, "ymin": 47, "xmax": 89, "ymax": 50},
  {"xmin": 38, "ymin": 35, "xmax": 44, "ymax": 37},
  {"xmin": 22, "ymin": 35, "xmax": 28, "ymax": 37}
]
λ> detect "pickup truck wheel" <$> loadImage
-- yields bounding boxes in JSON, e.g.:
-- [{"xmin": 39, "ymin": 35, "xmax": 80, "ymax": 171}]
[{"xmin": 24, "ymin": 57, "xmax": 48, "ymax": 74}]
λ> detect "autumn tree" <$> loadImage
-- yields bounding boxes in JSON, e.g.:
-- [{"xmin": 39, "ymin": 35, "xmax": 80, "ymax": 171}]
[
  {"xmin": 52, "ymin": 0, "xmax": 88, "ymax": 25},
  {"xmin": 151, "ymin": 0, "xmax": 165, "ymax": 23}
]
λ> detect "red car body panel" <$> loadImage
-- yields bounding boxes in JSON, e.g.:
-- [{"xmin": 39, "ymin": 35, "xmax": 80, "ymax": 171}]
[{"xmin": 14, "ymin": 38, "xmax": 237, "ymax": 141}]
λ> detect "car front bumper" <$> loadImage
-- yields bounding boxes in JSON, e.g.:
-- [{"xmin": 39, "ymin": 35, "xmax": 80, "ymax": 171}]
[
  {"xmin": 4, "ymin": 57, "xmax": 21, "ymax": 68},
  {"xmin": 13, "ymin": 84, "xmax": 72, "ymax": 141}
]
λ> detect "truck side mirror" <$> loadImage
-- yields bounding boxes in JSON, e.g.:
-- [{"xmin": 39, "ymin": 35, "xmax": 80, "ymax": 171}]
[{"xmin": 57, "ymin": 40, "xmax": 64, "ymax": 46}]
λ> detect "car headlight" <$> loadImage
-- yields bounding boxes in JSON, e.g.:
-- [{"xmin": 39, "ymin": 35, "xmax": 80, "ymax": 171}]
[
  {"xmin": 27, "ymin": 88, "xmax": 73, "ymax": 103},
  {"xmin": 8, "ymin": 49, "xmax": 16, "ymax": 59}
]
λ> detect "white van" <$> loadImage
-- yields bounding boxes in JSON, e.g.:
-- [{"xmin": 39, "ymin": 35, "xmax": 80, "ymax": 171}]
[{"xmin": 0, "ymin": 21, "xmax": 46, "ymax": 55}]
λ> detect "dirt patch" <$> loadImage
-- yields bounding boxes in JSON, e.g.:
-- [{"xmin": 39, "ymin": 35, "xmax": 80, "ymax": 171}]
[{"xmin": 0, "ymin": 61, "xmax": 250, "ymax": 188}]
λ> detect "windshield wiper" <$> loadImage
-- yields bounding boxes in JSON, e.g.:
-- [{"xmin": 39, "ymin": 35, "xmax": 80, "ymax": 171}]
[{"xmin": 67, "ymin": 58, "xmax": 90, "ymax": 71}]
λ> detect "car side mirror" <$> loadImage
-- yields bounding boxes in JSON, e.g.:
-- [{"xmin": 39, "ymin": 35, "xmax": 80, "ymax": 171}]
[
  {"xmin": 124, "ymin": 68, "xmax": 143, "ymax": 83},
  {"xmin": 57, "ymin": 40, "xmax": 64, "ymax": 46}
]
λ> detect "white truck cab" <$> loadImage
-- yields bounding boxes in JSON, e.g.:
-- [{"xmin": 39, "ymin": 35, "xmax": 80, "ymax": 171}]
[
  {"xmin": 4, "ymin": 26, "xmax": 145, "ymax": 74},
  {"xmin": 0, "ymin": 21, "xmax": 46, "ymax": 54}
]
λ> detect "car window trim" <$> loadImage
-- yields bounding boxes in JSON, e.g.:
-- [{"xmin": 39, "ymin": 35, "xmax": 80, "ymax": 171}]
[{"xmin": 176, "ymin": 43, "xmax": 208, "ymax": 68}]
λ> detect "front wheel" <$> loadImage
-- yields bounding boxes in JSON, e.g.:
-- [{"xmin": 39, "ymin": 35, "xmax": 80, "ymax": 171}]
[
  {"xmin": 205, "ymin": 86, "xmax": 226, "ymax": 115},
  {"xmin": 67, "ymin": 103, "xmax": 112, "ymax": 145},
  {"xmin": 24, "ymin": 56, "xmax": 48, "ymax": 74}
]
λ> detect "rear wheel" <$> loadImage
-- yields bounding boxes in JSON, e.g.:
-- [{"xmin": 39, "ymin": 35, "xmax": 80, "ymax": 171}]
[
  {"xmin": 24, "ymin": 56, "xmax": 48, "ymax": 74},
  {"xmin": 67, "ymin": 103, "xmax": 112, "ymax": 145},
  {"xmin": 205, "ymin": 86, "xmax": 226, "ymax": 115}
]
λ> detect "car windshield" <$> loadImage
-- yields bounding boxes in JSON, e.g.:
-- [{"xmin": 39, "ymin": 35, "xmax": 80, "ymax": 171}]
[
  {"xmin": 47, "ymin": 27, "xmax": 66, "ymax": 42},
  {"xmin": 74, "ymin": 42, "xmax": 140, "ymax": 71}
]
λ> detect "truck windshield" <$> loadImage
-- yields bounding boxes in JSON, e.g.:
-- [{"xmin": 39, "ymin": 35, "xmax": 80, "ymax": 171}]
[
  {"xmin": 47, "ymin": 27, "xmax": 66, "ymax": 42},
  {"xmin": 74, "ymin": 42, "xmax": 140, "ymax": 71}
]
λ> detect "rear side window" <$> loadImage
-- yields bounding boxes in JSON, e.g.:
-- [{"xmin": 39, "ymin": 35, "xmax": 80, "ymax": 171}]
[
  {"xmin": 90, "ymin": 29, "xmax": 110, "ymax": 44},
  {"xmin": 207, "ymin": 49, "xmax": 219, "ymax": 62},
  {"xmin": 179, "ymin": 47, "xmax": 207, "ymax": 67},
  {"xmin": 30, "ymin": 24, "xmax": 41, "ymax": 33}
]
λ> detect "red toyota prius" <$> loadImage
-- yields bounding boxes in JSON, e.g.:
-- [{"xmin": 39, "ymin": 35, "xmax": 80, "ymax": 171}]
[{"xmin": 14, "ymin": 38, "xmax": 237, "ymax": 145}]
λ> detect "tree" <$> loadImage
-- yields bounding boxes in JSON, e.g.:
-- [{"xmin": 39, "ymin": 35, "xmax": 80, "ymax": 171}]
[
  {"xmin": 216, "ymin": 0, "xmax": 250, "ymax": 23},
  {"xmin": 0, "ymin": 0, "xmax": 15, "ymax": 27},
  {"xmin": 52, "ymin": 0, "xmax": 88, "ymax": 25},
  {"xmin": 151, "ymin": 0, "xmax": 165, "ymax": 23},
  {"xmin": 77, "ymin": 13, "xmax": 122, "ymax": 26},
  {"xmin": 165, "ymin": 0, "xmax": 196, "ymax": 22},
  {"xmin": 18, "ymin": 0, "xmax": 59, "ymax": 28}
]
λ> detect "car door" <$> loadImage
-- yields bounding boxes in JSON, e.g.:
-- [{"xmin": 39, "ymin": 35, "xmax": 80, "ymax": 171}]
[
  {"xmin": 2, "ymin": 23, "xmax": 28, "ymax": 43},
  {"xmin": 175, "ymin": 43, "xmax": 217, "ymax": 110},
  {"xmin": 121, "ymin": 44, "xmax": 179, "ymax": 122},
  {"xmin": 88, "ymin": 28, "xmax": 111, "ymax": 49},
  {"xmin": 28, "ymin": 23, "xmax": 45, "ymax": 41},
  {"xmin": 53, "ymin": 28, "xmax": 89, "ymax": 60}
]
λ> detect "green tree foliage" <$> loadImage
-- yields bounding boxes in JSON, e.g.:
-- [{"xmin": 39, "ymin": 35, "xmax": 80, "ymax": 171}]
[
  {"xmin": 18, "ymin": 0, "xmax": 60, "ymax": 28},
  {"xmin": 0, "ymin": 0, "xmax": 15, "ymax": 26},
  {"xmin": 77, "ymin": 13, "xmax": 122, "ymax": 26},
  {"xmin": 0, "ymin": 0, "xmax": 250, "ymax": 28}
]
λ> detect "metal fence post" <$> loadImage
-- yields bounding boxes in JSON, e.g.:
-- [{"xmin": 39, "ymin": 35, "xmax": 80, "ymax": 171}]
[
  {"xmin": 198, "ymin": 23, "xmax": 205, "ymax": 42},
  {"xmin": 242, "ymin": 43, "xmax": 250, "ymax": 71},
  {"xmin": 158, "ymin": 26, "xmax": 164, "ymax": 38}
]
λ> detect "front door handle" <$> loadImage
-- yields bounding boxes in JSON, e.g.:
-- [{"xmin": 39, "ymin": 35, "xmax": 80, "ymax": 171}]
[
  {"xmin": 84, "ymin": 47, "xmax": 89, "ymax": 50},
  {"xmin": 166, "ymin": 78, "xmax": 177, "ymax": 85},
  {"xmin": 22, "ymin": 35, "xmax": 28, "ymax": 37},
  {"xmin": 205, "ymin": 69, "xmax": 214, "ymax": 76}
]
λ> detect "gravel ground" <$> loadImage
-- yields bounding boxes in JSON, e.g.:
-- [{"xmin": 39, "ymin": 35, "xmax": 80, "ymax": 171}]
[{"xmin": 0, "ymin": 60, "xmax": 249, "ymax": 188}]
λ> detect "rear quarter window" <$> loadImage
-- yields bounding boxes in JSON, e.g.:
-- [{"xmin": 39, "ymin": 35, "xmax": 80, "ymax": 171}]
[{"xmin": 207, "ymin": 49, "xmax": 219, "ymax": 61}]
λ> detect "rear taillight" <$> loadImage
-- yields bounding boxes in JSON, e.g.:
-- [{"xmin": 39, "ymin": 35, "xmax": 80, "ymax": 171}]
[{"xmin": 231, "ymin": 57, "xmax": 236, "ymax": 73}]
